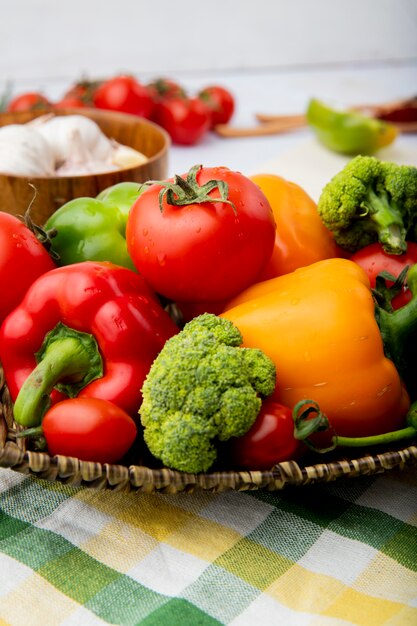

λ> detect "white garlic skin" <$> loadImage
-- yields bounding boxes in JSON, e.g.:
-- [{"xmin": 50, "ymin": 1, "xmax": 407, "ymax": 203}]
[
  {"xmin": 0, "ymin": 114, "xmax": 149, "ymax": 177},
  {"xmin": 35, "ymin": 115, "xmax": 113, "ymax": 166},
  {"xmin": 0, "ymin": 124, "xmax": 55, "ymax": 176},
  {"xmin": 55, "ymin": 160, "xmax": 119, "ymax": 176}
]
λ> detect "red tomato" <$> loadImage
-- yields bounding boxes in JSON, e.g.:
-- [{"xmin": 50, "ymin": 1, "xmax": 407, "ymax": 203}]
[
  {"xmin": 42, "ymin": 397, "xmax": 137, "ymax": 464},
  {"xmin": 63, "ymin": 83, "xmax": 89, "ymax": 99},
  {"xmin": 351, "ymin": 242, "xmax": 417, "ymax": 309},
  {"xmin": 93, "ymin": 75, "xmax": 154, "ymax": 119},
  {"xmin": 198, "ymin": 85, "xmax": 235, "ymax": 127},
  {"xmin": 7, "ymin": 92, "xmax": 51, "ymax": 112},
  {"xmin": 228, "ymin": 400, "xmax": 303, "ymax": 470},
  {"xmin": 147, "ymin": 78, "xmax": 185, "ymax": 102},
  {"xmin": 62, "ymin": 80, "xmax": 98, "ymax": 101},
  {"xmin": 54, "ymin": 96, "xmax": 87, "ymax": 109},
  {"xmin": 55, "ymin": 80, "xmax": 98, "ymax": 108},
  {"xmin": 152, "ymin": 96, "xmax": 211, "ymax": 145},
  {"xmin": 126, "ymin": 165, "xmax": 276, "ymax": 302},
  {"xmin": 0, "ymin": 213, "xmax": 56, "ymax": 323}
]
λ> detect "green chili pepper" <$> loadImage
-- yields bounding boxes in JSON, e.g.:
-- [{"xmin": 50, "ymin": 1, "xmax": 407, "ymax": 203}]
[
  {"xmin": 45, "ymin": 182, "xmax": 148, "ymax": 271},
  {"xmin": 306, "ymin": 98, "xmax": 398, "ymax": 156}
]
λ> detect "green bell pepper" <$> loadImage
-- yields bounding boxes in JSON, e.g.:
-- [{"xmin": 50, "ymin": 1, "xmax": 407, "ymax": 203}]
[
  {"xmin": 45, "ymin": 182, "xmax": 147, "ymax": 271},
  {"xmin": 306, "ymin": 98, "xmax": 398, "ymax": 155}
]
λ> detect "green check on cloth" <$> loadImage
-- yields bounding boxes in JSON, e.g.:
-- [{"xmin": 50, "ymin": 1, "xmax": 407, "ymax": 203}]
[{"xmin": 0, "ymin": 467, "xmax": 416, "ymax": 626}]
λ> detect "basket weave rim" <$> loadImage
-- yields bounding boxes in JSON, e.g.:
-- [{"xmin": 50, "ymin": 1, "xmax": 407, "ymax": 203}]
[
  {"xmin": 1, "ymin": 428, "xmax": 416, "ymax": 494},
  {"xmin": 0, "ymin": 416, "xmax": 417, "ymax": 493},
  {"xmin": 1, "ymin": 369, "xmax": 416, "ymax": 493}
]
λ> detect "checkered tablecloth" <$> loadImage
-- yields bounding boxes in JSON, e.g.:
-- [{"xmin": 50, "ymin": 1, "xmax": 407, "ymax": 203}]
[{"xmin": 0, "ymin": 466, "xmax": 416, "ymax": 626}]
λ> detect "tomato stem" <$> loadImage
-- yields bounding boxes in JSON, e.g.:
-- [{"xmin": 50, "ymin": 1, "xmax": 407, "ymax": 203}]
[
  {"xmin": 376, "ymin": 263, "xmax": 417, "ymax": 396},
  {"xmin": 150, "ymin": 164, "xmax": 236, "ymax": 213},
  {"xmin": 334, "ymin": 426, "xmax": 416, "ymax": 447},
  {"xmin": 372, "ymin": 266, "xmax": 409, "ymax": 312},
  {"xmin": 293, "ymin": 399, "xmax": 337, "ymax": 452},
  {"xmin": 293, "ymin": 399, "xmax": 417, "ymax": 453}
]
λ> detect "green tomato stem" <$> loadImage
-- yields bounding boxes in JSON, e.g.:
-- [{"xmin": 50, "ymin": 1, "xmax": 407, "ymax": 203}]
[
  {"xmin": 376, "ymin": 264, "xmax": 417, "ymax": 390},
  {"xmin": 292, "ymin": 399, "xmax": 417, "ymax": 454},
  {"xmin": 150, "ymin": 164, "xmax": 236, "ymax": 213},
  {"xmin": 334, "ymin": 426, "xmax": 416, "ymax": 448}
]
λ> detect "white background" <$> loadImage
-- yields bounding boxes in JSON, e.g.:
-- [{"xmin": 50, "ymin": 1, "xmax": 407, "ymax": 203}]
[
  {"xmin": 1, "ymin": 0, "xmax": 416, "ymax": 193},
  {"xmin": 1, "ymin": 0, "xmax": 416, "ymax": 82}
]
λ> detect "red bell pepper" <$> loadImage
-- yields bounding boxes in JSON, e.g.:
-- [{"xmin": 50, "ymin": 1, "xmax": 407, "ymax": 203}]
[
  {"xmin": 0, "ymin": 212, "xmax": 56, "ymax": 324},
  {"xmin": 0, "ymin": 261, "xmax": 178, "ymax": 427}
]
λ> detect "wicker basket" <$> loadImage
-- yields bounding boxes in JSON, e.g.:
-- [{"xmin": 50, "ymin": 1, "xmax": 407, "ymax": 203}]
[{"xmin": 1, "ymin": 367, "xmax": 416, "ymax": 493}]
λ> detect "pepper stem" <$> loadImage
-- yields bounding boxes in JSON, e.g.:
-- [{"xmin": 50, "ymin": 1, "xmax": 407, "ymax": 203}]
[
  {"xmin": 13, "ymin": 323, "xmax": 103, "ymax": 427},
  {"xmin": 22, "ymin": 196, "xmax": 59, "ymax": 261}
]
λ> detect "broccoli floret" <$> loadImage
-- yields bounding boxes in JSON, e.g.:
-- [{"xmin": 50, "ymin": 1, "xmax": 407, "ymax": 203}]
[
  {"xmin": 317, "ymin": 155, "xmax": 417, "ymax": 254},
  {"xmin": 139, "ymin": 313, "xmax": 276, "ymax": 473}
]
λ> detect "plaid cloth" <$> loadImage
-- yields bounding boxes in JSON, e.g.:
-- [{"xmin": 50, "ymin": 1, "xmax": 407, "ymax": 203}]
[{"xmin": 0, "ymin": 467, "xmax": 416, "ymax": 626}]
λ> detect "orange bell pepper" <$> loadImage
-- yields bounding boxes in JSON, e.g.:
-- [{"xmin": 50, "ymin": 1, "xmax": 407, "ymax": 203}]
[
  {"xmin": 222, "ymin": 258, "xmax": 412, "ymax": 438},
  {"xmin": 250, "ymin": 173, "xmax": 341, "ymax": 279}
]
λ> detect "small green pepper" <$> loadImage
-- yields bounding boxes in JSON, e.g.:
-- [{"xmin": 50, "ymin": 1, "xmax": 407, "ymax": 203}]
[
  {"xmin": 306, "ymin": 98, "xmax": 398, "ymax": 155},
  {"xmin": 45, "ymin": 182, "xmax": 147, "ymax": 271}
]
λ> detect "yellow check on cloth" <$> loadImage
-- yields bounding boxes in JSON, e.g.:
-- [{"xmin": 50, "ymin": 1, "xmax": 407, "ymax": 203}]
[{"xmin": 0, "ymin": 466, "xmax": 416, "ymax": 626}]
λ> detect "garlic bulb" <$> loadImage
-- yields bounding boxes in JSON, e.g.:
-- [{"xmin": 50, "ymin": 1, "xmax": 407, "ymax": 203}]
[
  {"xmin": 0, "ymin": 124, "xmax": 55, "ymax": 176},
  {"xmin": 35, "ymin": 114, "xmax": 113, "ymax": 166},
  {"xmin": 0, "ymin": 114, "xmax": 149, "ymax": 177}
]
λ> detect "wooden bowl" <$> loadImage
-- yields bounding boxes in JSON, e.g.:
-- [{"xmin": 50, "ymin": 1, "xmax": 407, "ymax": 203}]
[{"xmin": 0, "ymin": 108, "xmax": 170, "ymax": 225}]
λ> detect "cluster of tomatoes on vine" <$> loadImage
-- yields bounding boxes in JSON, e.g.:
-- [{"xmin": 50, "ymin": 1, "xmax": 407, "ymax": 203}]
[{"xmin": 6, "ymin": 74, "xmax": 235, "ymax": 146}]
